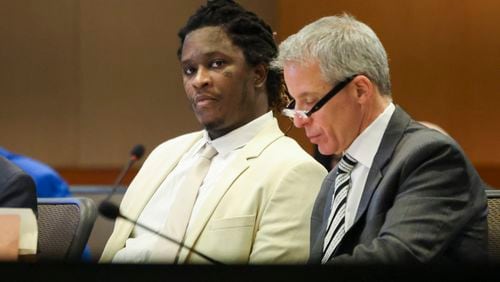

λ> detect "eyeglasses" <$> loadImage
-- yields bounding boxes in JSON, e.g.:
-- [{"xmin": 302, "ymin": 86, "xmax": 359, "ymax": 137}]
[{"xmin": 282, "ymin": 75, "xmax": 357, "ymax": 120}]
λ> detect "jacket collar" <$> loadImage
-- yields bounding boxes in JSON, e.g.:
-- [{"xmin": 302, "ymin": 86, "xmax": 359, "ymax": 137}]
[
  {"xmin": 178, "ymin": 118, "xmax": 284, "ymax": 262},
  {"xmin": 353, "ymin": 105, "xmax": 412, "ymax": 224}
]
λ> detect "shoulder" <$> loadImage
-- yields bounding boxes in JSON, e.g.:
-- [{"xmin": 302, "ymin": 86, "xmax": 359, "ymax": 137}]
[
  {"xmin": 398, "ymin": 121, "xmax": 465, "ymax": 161},
  {"xmin": 388, "ymin": 108, "xmax": 462, "ymax": 158},
  {"xmin": 146, "ymin": 131, "xmax": 203, "ymax": 158},
  {"xmin": 388, "ymin": 121, "xmax": 480, "ymax": 186},
  {"xmin": 263, "ymin": 135, "xmax": 313, "ymax": 160},
  {"xmin": 0, "ymin": 157, "xmax": 36, "ymax": 194},
  {"xmin": 257, "ymin": 135, "xmax": 327, "ymax": 175},
  {"xmin": 0, "ymin": 157, "xmax": 26, "ymax": 185}
]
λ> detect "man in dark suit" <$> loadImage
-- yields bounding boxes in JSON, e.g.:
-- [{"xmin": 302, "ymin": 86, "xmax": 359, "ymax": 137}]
[
  {"xmin": 273, "ymin": 14, "xmax": 488, "ymax": 263},
  {"xmin": 0, "ymin": 156, "xmax": 37, "ymax": 215}
]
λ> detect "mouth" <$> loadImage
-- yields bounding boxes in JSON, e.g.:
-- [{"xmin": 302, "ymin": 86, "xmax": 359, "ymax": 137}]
[
  {"xmin": 194, "ymin": 94, "xmax": 217, "ymax": 107},
  {"xmin": 306, "ymin": 132, "xmax": 321, "ymax": 143}
]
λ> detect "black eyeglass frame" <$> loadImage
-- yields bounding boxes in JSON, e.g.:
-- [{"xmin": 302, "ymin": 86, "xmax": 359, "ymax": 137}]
[{"xmin": 284, "ymin": 74, "xmax": 358, "ymax": 118}]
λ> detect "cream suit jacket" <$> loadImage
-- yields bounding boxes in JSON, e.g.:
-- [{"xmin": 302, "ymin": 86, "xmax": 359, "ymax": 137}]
[{"xmin": 100, "ymin": 118, "xmax": 327, "ymax": 264}]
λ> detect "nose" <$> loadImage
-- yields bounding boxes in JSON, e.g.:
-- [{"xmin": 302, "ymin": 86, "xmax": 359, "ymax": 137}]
[
  {"xmin": 293, "ymin": 116, "xmax": 310, "ymax": 128},
  {"xmin": 192, "ymin": 67, "xmax": 210, "ymax": 89}
]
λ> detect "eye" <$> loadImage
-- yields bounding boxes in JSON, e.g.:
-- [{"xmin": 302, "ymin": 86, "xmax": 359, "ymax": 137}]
[
  {"xmin": 210, "ymin": 59, "xmax": 225, "ymax": 69},
  {"xmin": 304, "ymin": 97, "xmax": 317, "ymax": 107},
  {"xmin": 183, "ymin": 65, "xmax": 196, "ymax": 76},
  {"xmin": 285, "ymin": 99, "xmax": 296, "ymax": 109},
  {"xmin": 293, "ymin": 97, "xmax": 317, "ymax": 111}
]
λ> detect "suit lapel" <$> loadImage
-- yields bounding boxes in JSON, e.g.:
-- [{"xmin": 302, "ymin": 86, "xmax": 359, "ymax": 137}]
[
  {"xmin": 178, "ymin": 118, "xmax": 284, "ymax": 263},
  {"xmin": 119, "ymin": 132, "xmax": 204, "ymax": 237},
  {"xmin": 311, "ymin": 170, "xmax": 338, "ymax": 261},
  {"xmin": 178, "ymin": 154, "xmax": 249, "ymax": 262},
  {"xmin": 352, "ymin": 106, "xmax": 412, "ymax": 225}
]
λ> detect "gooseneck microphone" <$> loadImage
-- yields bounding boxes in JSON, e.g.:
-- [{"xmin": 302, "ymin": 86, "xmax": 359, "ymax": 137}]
[
  {"xmin": 98, "ymin": 201, "xmax": 223, "ymax": 265},
  {"xmin": 98, "ymin": 143, "xmax": 224, "ymax": 265},
  {"xmin": 102, "ymin": 144, "xmax": 145, "ymax": 203}
]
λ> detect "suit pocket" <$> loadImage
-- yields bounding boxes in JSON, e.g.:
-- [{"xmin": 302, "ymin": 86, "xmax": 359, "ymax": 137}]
[{"xmin": 209, "ymin": 215, "xmax": 256, "ymax": 230}]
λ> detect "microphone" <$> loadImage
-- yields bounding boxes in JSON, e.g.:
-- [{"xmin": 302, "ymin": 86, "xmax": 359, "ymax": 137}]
[
  {"xmin": 102, "ymin": 144, "xmax": 145, "ymax": 203},
  {"xmin": 98, "ymin": 201, "xmax": 224, "ymax": 265},
  {"xmin": 97, "ymin": 143, "xmax": 223, "ymax": 265}
]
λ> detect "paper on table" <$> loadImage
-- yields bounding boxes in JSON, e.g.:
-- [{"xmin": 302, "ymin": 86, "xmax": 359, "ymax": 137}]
[{"xmin": 0, "ymin": 208, "xmax": 38, "ymax": 255}]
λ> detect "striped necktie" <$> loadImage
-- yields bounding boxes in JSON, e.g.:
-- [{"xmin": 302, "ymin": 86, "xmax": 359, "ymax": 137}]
[{"xmin": 321, "ymin": 153, "xmax": 357, "ymax": 264}]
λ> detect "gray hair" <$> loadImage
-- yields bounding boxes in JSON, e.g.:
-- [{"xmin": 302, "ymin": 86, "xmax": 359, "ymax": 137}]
[{"xmin": 273, "ymin": 14, "xmax": 392, "ymax": 96}]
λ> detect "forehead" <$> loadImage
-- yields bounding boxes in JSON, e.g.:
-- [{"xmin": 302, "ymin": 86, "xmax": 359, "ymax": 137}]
[
  {"xmin": 283, "ymin": 61, "xmax": 330, "ymax": 99},
  {"xmin": 181, "ymin": 26, "xmax": 243, "ymax": 61}
]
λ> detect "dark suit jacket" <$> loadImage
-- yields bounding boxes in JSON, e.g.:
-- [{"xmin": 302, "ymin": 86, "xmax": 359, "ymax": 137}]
[
  {"xmin": 309, "ymin": 106, "xmax": 488, "ymax": 264},
  {"xmin": 0, "ymin": 156, "xmax": 37, "ymax": 215}
]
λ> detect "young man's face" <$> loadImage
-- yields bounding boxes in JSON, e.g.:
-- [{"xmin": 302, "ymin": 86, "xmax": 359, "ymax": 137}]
[{"xmin": 180, "ymin": 26, "xmax": 265, "ymax": 139}]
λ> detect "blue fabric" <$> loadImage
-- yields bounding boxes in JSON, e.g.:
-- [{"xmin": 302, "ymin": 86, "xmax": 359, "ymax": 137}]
[
  {"xmin": 0, "ymin": 147, "xmax": 92, "ymax": 261},
  {"xmin": 0, "ymin": 147, "xmax": 70, "ymax": 197}
]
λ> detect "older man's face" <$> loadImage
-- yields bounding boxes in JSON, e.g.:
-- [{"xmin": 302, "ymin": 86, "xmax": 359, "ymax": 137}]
[{"xmin": 283, "ymin": 61, "xmax": 363, "ymax": 155}]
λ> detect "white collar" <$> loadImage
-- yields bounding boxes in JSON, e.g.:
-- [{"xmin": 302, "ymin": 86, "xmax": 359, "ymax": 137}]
[
  {"xmin": 346, "ymin": 103, "xmax": 395, "ymax": 169},
  {"xmin": 202, "ymin": 111, "xmax": 273, "ymax": 156}
]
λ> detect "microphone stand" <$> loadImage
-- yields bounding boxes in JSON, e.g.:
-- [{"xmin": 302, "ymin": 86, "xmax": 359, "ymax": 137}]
[
  {"xmin": 99, "ymin": 202, "xmax": 224, "ymax": 265},
  {"xmin": 102, "ymin": 144, "xmax": 145, "ymax": 203},
  {"xmin": 97, "ymin": 144, "xmax": 224, "ymax": 265}
]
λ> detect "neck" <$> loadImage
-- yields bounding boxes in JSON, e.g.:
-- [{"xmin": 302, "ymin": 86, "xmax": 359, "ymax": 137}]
[
  {"xmin": 208, "ymin": 108, "xmax": 270, "ymax": 140},
  {"xmin": 207, "ymin": 88, "xmax": 270, "ymax": 140},
  {"xmin": 359, "ymin": 94, "xmax": 390, "ymax": 133}
]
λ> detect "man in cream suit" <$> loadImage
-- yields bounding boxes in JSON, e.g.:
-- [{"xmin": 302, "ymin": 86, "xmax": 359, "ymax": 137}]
[
  {"xmin": 275, "ymin": 14, "xmax": 487, "ymax": 263},
  {"xmin": 100, "ymin": 0, "xmax": 326, "ymax": 264}
]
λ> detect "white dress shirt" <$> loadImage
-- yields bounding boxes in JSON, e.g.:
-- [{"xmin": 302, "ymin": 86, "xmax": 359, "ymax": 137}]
[
  {"xmin": 112, "ymin": 111, "xmax": 273, "ymax": 263},
  {"xmin": 343, "ymin": 103, "xmax": 395, "ymax": 230}
]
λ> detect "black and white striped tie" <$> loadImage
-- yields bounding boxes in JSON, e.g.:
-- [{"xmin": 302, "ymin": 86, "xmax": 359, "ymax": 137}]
[{"xmin": 321, "ymin": 153, "xmax": 357, "ymax": 264}]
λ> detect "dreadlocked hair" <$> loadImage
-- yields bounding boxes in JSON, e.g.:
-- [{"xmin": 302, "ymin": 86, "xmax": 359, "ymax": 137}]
[{"xmin": 178, "ymin": 0, "xmax": 287, "ymax": 112}]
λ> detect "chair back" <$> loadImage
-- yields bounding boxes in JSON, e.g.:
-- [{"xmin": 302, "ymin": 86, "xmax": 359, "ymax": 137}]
[
  {"xmin": 37, "ymin": 197, "xmax": 97, "ymax": 261},
  {"xmin": 486, "ymin": 189, "xmax": 500, "ymax": 262}
]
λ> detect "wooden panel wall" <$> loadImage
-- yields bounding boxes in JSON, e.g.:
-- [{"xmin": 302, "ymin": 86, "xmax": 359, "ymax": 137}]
[
  {"xmin": 276, "ymin": 0, "xmax": 500, "ymax": 187},
  {"xmin": 1, "ymin": 1, "xmax": 498, "ymax": 187},
  {"xmin": 0, "ymin": 0, "xmax": 276, "ymax": 184},
  {"xmin": 0, "ymin": 1, "xmax": 80, "ymax": 166}
]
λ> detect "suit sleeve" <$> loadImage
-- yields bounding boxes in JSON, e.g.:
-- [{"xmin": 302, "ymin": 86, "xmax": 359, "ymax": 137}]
[
  {"xmin": 249, "ymin": 160, "xmax": 326, "ymax": 264},
  {"xmin": 0, "ymin": 171, "xmax": 38, "ymax": 216},
  {"xmin": 333, "ymin": 139, "xmax": 484, "ymax": 264}
]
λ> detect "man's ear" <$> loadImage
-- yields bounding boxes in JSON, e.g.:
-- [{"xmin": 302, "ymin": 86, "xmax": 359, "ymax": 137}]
[
  {"xmin": 253, "ymin": 64, "xmax": 268, "ymax": 88},
  {"xmin": 354, "ymin": 75, "xmax": 374, "ymax": 103}
]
